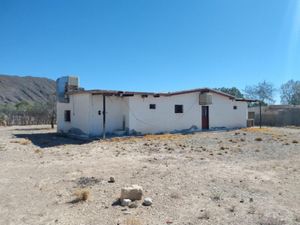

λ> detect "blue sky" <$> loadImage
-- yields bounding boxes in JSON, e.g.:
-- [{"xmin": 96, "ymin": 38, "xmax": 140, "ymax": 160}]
[{"xmin": 0, "ymin": 0, "xmax": 300, "ymax": 101}]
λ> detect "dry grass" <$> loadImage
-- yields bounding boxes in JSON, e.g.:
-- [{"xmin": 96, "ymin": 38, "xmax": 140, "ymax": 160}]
[
  {"xmin": 242, "ymin": 127, "xmax": 281, "ymax": 136},
  {"xmin": 73, "ymin": 189, "xmax": 90, "ymax": 202},
  {"xmin": 242, "ymin": 127, "xmax": 273, "ymax": 133},
  {"xmin": 10, "ymin": 139, "xmax": 31, "ymax": 145},
  {"xmin": 125, "ymin": 217, "xmax": 142, "ymax": 225},
  {"xmin": 107, "ymin": 133, "xmax": 186, "ymax": 143},
  {"xmin": 34, "ymin": 149, "xmax": 42, "ymax": 154}
]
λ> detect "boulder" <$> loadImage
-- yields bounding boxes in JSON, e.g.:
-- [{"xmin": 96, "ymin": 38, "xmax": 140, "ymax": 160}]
[{"xmin": 120, "ymin": 185, "xmax": 143, "ymax": 201}]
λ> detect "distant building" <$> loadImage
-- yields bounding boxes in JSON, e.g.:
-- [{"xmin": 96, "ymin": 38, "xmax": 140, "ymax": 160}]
[
  {"xmin": 56, "ymin": 76, "xmax": 253, "ymax": 138},
  {"xmin": 249, "ymin": 105, "xmax": 300, "ymax": 126}
]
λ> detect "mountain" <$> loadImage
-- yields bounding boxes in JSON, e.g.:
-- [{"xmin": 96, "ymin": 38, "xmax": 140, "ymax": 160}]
[{"xmin": 0, "ymin": 74, "xmax": 56, "ymax": 104}]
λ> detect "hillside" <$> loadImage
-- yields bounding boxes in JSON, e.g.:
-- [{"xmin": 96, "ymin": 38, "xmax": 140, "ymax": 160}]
[{"xmin": 0, "ymin": 75, "xmax": 56, "ymax": 104}]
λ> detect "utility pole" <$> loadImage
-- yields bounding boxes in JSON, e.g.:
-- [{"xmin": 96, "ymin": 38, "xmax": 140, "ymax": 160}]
[{"xmin": 102, "ymin": 95, "xmax": 106, "ymax": 139}]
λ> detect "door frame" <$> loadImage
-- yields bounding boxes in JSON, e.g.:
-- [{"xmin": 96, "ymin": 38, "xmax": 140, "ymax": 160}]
[{"xmin": 201, "ymin": 106, "xmax": 209, "ymax": 129}]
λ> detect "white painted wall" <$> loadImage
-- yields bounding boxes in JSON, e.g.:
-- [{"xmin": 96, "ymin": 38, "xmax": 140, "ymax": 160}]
[
  {"xmin": 57, "ymin": 102, "xmax": 72, "ymax": 133},
  {"xmin": 57, "ymin": 93, "xmax": 90, "ymax": 136},
  {"xmin": 88, "ymin": 95, "xmax": 129, "ymax": 137},
  {"xmin": 71, "ymin": 94, "xmax": 90, "ymax": 134},
  {"xmin": 57, "ymin": 92, "xmax": 248, "ymax": 137},
  {"xmin": 128, "ymin": 93, "xmax": 202, "ymax": 134},
  {"xmin": 209, "ymin": 94, "xmax": 248, "ymax": 128},
  {"xmin": 127, "ymin": 92, "xmax": 248, "ymax": 134}
]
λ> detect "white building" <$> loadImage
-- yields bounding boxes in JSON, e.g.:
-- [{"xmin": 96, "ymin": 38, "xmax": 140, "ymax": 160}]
[{"xmin": 56, "ymin": 77, "xmax": 252, "ymax": 138}]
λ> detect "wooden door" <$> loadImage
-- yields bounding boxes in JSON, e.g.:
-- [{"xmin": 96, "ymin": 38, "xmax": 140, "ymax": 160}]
[{"xmin": 202, "ymin": 106, "xmax": 209, "ymax": 129}]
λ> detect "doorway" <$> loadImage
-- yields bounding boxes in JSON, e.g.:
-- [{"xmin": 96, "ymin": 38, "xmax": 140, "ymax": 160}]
[{"xmin": 202, "ymin": 106, "xmax": 209, "ymax": 129}]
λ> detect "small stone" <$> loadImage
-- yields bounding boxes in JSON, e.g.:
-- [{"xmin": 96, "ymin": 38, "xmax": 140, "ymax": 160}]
[
  {"xmin": 121, "ymin": 199, "xmax": 131, "ymax": 206},
  {"xmin": 120, "ymin": 185, "xmax": 143, "ymax": 201},
  {"xmin": 128, "ymin": 202, "xmax": 138, "ymax": 208},
  {"xmin": 143, "ymin": 197, "xmax": 152, "ymax": 206},
  {"xmin": 109, "ymin": 177, "xmax": 115, "ymax": 183}
]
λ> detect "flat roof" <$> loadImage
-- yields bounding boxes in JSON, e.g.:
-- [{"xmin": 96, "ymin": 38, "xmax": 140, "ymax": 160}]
[{"xmin": 68, "ymin": 88, "xmax": 257, "ymax": 102}]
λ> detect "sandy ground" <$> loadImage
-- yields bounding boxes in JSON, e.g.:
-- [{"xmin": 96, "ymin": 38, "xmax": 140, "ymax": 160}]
[{"xmin": 0, "ymin": 125, "xmax": 299, "ymax": 225}]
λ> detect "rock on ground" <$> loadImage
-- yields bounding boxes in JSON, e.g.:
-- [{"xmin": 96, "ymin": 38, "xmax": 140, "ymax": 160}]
[{"xmin": 120, "ymin": 185, "xmax": 143, "ymax": 201}]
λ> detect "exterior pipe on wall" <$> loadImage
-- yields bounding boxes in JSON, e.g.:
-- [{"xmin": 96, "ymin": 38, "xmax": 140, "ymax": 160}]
[{"xmin": 103, "ymin": 95, "xmax": 106, "ymax": 139}]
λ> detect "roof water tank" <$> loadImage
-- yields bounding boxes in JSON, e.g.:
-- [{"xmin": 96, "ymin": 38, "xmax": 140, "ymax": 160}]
[
  {"xmin": 56, "ymin": 76, "xmax": 79, "ymax": 103},
  {"xmin": 199, "ymin": 93, "xmax": 212, "ymax": 105}
]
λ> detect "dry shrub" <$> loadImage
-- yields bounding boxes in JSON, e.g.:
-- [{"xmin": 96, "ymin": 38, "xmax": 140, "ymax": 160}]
[
  {"xmin": 74, "ymin": 189, "xmax": 90, "ymax": 201},
  {"xmin": 10, "ymin": 139, "xmax": 31, "ymax": 145},
  {"xmin": 170, "ymin": 192, "xmax": 180, "ymax": 199},
  {"xmin": 125, "ymin": 217, "xmax": 142, "ymax": 225},
  {"xmin": 292, "ymin": 140, "xmax": 298, "ymax": 144},
  {"xmin": 255, "ymin": 137, "xmax": 263, "ymax": 141},
  {"xmin": 34, "ymin": 149, "xmax": 43, "ymax": 154}
]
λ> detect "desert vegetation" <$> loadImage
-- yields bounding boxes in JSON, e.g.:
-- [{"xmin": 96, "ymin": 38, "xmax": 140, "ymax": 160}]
[{"xmin": 0, "ymin": 100, "xmax": 55, "ymax": 126}]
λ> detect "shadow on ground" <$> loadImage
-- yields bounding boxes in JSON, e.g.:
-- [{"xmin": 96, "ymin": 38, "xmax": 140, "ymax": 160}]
[
  {"xmin": 15, "ymin": 127, "xmax": 54, "ymax": 131},
  {"xmin": 14, "ymin": 132, "xmax": 90, "ymax": 148}
]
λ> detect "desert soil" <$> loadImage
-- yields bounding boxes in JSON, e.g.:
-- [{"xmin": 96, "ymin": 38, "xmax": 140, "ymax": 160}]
[{"xmin": 0, "ymin": 125, "xmax": 299, "ymax": 225}]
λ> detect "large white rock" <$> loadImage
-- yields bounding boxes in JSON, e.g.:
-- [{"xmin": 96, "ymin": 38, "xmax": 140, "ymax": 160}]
[{"xmin": 120, "ymin": 185, "xmax": 143, "ymax": 201}]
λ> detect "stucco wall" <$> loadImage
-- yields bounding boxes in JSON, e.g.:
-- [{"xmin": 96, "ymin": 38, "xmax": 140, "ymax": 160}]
[
  {"xmin": 57, "ymin": 102, "xmax": 72, "ymax": 133},
  {"xmin": 57, "ymin": 92, "xmax": 248, "ymax": 136},
  {"xmin": 209, "ymin": 94, "xmax": 248, "ymax": 128},
  {"xmin": 71, "ymin": 94, "xmax": 90, "ymax": 135},
  {"xmin": 128, "ymin": 93, "xmax": 202, "ymax": 134},
  {"xmin": 89, "ymin": 95, "xmax": 129, "ymax": 136},
  {"xmin": 127, "ymin": 92, "xmax": 248, "ymax": 134},
  {"xmin": 56, "ymin": 93, "xmax": 90, "ymax": 135}
]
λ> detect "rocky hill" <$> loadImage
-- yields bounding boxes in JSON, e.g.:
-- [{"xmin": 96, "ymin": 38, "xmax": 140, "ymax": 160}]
[{"xmin": 0, "ymin": 74, "xmax": 56, "ymax": 104}]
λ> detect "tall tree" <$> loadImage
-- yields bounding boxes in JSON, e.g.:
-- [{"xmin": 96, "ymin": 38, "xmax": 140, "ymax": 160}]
[
  {"xmin": 280, "ymin": 80, "xmax": 300, "ymax": 105},
  {"xmin": 244, "ymin": 81, "xmax": 276, "ymax": 105},
  {"xmin": 215, "ymin": 87, "xmax": 244, "ymax": 98}
]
